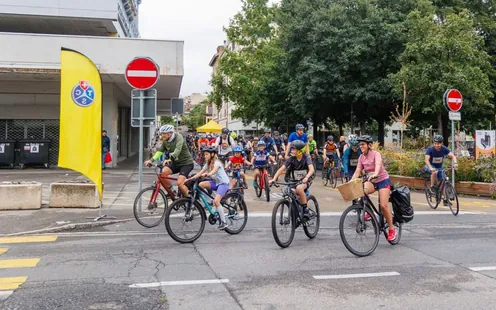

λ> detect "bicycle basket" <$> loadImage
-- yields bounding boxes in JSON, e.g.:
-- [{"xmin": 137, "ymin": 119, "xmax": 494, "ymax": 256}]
[{"xmin": 337, "ymin": 179, "xmax": 364, "ymax": 202}]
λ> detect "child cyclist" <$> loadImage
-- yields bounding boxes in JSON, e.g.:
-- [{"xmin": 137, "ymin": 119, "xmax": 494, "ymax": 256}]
[
  {"xmin": 225, "ymin": 146, "xmax": 252, "ymax": 189},
  {"xmin": 251, "ymin": 140, "xmax": 274, "ymax": 188},
  {"xmin": 188, "ymin": 146, "xmax": 230, "ymax": 230}
]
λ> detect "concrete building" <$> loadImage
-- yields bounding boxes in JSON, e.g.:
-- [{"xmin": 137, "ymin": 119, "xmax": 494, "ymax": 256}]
[
  {"xmin": 0, "ymin": 0, "xmax": 183, "ymax": 167},
  {"xmin": 183, "ymin": 93, "xmax": 207, "ymax": 110}
]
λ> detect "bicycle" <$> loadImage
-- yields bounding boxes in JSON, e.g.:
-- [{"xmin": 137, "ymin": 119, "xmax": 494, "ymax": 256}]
[
  {"xmin": 322, "ymin": 157, "xmax": 338, "ymax": 188},
  {"xmin": 339, "ymin": 177, "xmax": 402, "ymax": 257},
  {"xmin": 164, "ymin": 177, "xmax": 248, "ymax": 243},
  {"xmin": 423, "ymin": 167, "xmax": 459, "ymax": 216},
  {"xmin": 133, "ymin": 164, "xmax": 184, "ymax": 228},
  {"xmin": 226, "ymin": 166, "xmax": 248, "ymax": 195},
  {"xmin": 271, "ymin": 180, "xmax": 320, "ymax": 248},
  {"xmin": 254, "ymin": 165, "xmax": 271, "ymax": 202}
]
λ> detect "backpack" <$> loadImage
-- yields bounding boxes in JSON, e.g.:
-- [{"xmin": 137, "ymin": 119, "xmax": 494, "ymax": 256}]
[
  {"xmin": 217, "ymin": 136, "xmax": 232, "ymax": 146},
  {"xmin": 390, "ymin": 186, "xmax": 414, "ymax": 223}
]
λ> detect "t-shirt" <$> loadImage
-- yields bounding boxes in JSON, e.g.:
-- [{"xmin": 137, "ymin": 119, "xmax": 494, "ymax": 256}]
[
  {"xmin": 356, "ymin": 150, "xmax": 389, "ymax": 183},
  {"xmin": 216, "ymin": 136, "xmax": 236, "ymax": 155},
  {"xmin": 308, "ymin": 140, "xmax": 317, "ymax": 153},
  {"xmin": 229, "ymin": 155, "xmax": 245, "ymax": 168},
  {"xmin": 261, "ymin": 136, "xmax": 276, "ymax": 152},
  {"xmin": 325, "ymin": 142, "xmax": 338, "ymax": 154},
  {"xmin": 284, "ymin": 154, "xmax": 313, "ymax": 181},
  {"xmin": 288, "ymin": 132, "xmax": 308, "ymax": 144},
  {"xmin": 198, "ymin": 138, "xmax": 209, "ymax": 148},
  {"xmin": 425, "ymin": 146, "xmax": 450, "ymax": 168},
  {"xmin": 253, "ymin": 150, "xmax": 270, "ymax": 166},
  {"xmin": 274, "ymin": 138, "xmax": 284, "ymax": 152},
  {"xmin": 203, "ymin": 160, "xmax": 230, "ymax": 185}
]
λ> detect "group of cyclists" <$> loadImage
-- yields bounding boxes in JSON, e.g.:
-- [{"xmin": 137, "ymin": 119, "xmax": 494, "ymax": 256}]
[{"xmin": 145, "ymin": 123, "xmax": 458, "ymax": 242}]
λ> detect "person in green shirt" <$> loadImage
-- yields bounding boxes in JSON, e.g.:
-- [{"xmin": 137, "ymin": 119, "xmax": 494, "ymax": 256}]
[
  {"xmin": 144, "ymin": 125, "xmax": 194, "ymax": 197},
  {"xmin": 308, "ymin": 134, "xmax": 318, "ymax": 158}
]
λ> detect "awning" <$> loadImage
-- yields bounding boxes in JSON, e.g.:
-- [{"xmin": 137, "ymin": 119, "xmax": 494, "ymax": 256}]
[{"xmin": 197, "ymin": 120, "xmax": 222, "ymax": 133}]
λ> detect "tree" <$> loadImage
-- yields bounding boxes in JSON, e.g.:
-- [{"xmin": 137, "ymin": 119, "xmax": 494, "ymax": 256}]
[
  {"xmin": 183, "ymin": 102, "xmax": 207, "ymax": 130},
  {"xmin": 160, "ymin": 115, "xmax": 175, "ymax": 125},
  {"xmin": 390, "ymin": 5, "xmax": 494, "ymax": 144},
  {"xmin": 389, "ymin": 82, "xmax": 413, "ymax": 150}
]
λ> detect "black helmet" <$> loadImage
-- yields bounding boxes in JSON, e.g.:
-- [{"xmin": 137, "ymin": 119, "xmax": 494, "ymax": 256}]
[
  {"xmin": 264, "ymin": 128, "xmax": 271, "ymax": 133},
  {"xmin": 221, "ymin": 128, "xmax": 229, "ymax": 135},
  {"xmin": 433, "ymin": 135, "xmax": 443, "ymax": 143},
  {"xmin": 357, "ymin": 135, "xmax": 373, "ymax": 143},
  {"xmin": 295, "ymin": 124, "xmax": 304, "ymax": 130},
  {"xmin": 327, "ymin": 135, "xmax": 334, "ymax": 141},
  {"xmin": 202, "ymin": 146, "xmax": 217, "ymax": 153},
  {"xmin": 273, "ymin": 131, "xmax": 280, "ymax": 136},
  {"xmin": 290, "ymin": 140, "xmax": 306, "ymax": 150}
]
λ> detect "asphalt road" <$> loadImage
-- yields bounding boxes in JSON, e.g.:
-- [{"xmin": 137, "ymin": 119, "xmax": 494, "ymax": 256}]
[{"xmin": 1, "ymin": 212, "xmax": 496, "ymax": 309}]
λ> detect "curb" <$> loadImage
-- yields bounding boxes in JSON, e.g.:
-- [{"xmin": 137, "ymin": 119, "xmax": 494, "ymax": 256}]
[{"xmin": 1, "ymin": 218, "xmax": 134, "ymax": 236}]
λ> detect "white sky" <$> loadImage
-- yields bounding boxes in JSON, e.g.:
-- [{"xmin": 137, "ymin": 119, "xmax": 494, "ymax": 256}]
[{"xmin": 138, "ymin": 0, "xmax": 244, "ymax": 97}]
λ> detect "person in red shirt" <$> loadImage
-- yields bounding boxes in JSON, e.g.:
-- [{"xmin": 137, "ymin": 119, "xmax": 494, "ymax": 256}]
[{"xmin": 225, "ymin": 146, "xmax": 252, "ymax": 189}]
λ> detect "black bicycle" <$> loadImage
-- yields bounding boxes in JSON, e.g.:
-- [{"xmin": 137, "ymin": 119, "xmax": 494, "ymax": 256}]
[
  {"xmin": 322, "ymin": 157, "xmax": 338, "ymax": 188},
  {"xmin": 423, "ymin": 167, "xmax": 459, "ymax": 216},
  {"xmin": 271, "ymin": 180, "xmax": 320, "ymax": 248},
  {"xmin": 164, "ymin": 177, "xmax": 248, "ymax": 243},
  {"xmin": 226, "ymin": 166, "xmax": 248, "ymax": 195},
  {"xmin": 339, "ymin": 178, "xmax": 402, "ymax": 257}
]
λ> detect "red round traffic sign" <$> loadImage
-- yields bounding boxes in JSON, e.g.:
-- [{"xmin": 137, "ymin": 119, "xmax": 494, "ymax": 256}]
[
  {"xmin": 446, "ymin": 89, "xmax": 463, "ymax": 112},
  {"xmin": 125, "ymin": 57, "xmax": 159, "ymax": 90}
]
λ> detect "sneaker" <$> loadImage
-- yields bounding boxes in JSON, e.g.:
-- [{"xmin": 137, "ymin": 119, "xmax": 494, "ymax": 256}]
[
  {"xmin": 364, "ymin": 213, "xmax": 372, "ymax": 221},
  {"xmin": 443, "ymin": 200, "xmax": 448, "ymax": 206},
  {"xmin": 387, "ymin": 229, "xmax": 397, "ymax": 241},
  {"xmin": 218, "ymin": 221, "xmax": 228, "ymax": 230},
  {"xmin": 428, "ymin": 186, "xmax": 436, "ymax": 195}
]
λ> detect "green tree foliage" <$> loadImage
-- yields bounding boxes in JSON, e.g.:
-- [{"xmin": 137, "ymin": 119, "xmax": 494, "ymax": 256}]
[
  {"xmin": 183, "ymin": 102, "xmax": 207, "ymax": 130},
  {"xmin": 160, "ymin": 115, "xmax": 175, "ymax": 125}
]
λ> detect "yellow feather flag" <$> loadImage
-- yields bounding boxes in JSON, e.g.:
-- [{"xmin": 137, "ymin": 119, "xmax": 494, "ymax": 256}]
[{"xmin": 58, "ymin": 48, "xmax": 103, "ymax": 200}]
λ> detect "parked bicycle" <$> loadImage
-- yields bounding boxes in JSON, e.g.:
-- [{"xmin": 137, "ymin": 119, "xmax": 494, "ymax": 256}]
[
  {"xmin": 339, "ymin": 177, "xmax": 402, "ymax": 257},
  {"xmin": 271, "ymin": 181, "xmax": 320, "ymax": 248},
  {"xmin": 254, "ymin": 165, "xmax": 271, "ymax": 202},
  {"xmin": 423, "ymin": 167, "xmax": 459, "ymax": 216},
  {"xmin": 164, "ymin": 177, "xmax": 248, "ymax": 243},
  {"xmin": 133, "ymin": 164, "xmax": 184, "ymax": 228}
]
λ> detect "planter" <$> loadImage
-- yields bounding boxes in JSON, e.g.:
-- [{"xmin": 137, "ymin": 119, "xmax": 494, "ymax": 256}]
[
  {"xmin": 389, "ymin": 175, "xmax": 495, "ymax": 197},
  {"xmin": 0, "ymin": 182, "xmax": 42, "ymax": 210},
  {"xmin": 49, "ymin": 183, "xmax": 99, "ymax": 208}
]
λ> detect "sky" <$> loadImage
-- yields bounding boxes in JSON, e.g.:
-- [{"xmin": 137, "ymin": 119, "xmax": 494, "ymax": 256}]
[{"xmin": 138, "ymin": 0, "xmax": 244, "ymax": 97}]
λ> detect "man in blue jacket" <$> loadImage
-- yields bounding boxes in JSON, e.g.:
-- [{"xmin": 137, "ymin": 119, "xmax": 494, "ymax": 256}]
[{"xmin": 342, "ymin": 136, "xmax": 361, "ymax": 181}]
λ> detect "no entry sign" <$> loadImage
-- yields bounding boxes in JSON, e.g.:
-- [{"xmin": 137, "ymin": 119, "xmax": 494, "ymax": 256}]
[
  {"xmin": 125, "ymin": 57, "xmax": 159, "ymax": 90},
  {"xmin": 444, "ymin": 89, "xmax": 463, "ymax": 112}
]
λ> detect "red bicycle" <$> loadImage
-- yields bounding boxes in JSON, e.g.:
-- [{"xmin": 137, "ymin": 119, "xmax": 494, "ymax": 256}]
[
  {"xmin": 133, "ymin": 164, "xmax": 184, "ymax": 228},
  {"xmin": 254, "ymin": 165, "xmax": 271, "ymax": 202}
]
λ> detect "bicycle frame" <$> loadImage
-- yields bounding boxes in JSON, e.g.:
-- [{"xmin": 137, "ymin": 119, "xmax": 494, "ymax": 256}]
[
  {"xmin": 275, "ymin": 181, "xmax": 308, "ymax": 227},
  {"xmin": 189, "ymin": 179, "xmax": 238, "ymax": 221},
  {"xmin": 149, "ymin": 165, "xmax": 179, "ymax": 204},
  {"xmin": 256, "ymin": 166, "xmax": 269, "ymax": 189}
]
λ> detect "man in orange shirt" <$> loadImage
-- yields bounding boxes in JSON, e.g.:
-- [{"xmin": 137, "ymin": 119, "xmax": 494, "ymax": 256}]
[{"xmin": 197, "ymin": 134, "xmax": 210, "ymax": 150}]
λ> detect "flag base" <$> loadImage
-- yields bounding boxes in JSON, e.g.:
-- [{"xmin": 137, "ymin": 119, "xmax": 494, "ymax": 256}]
[{"xmin": 86, "ymin": 201, "xmax": 116, "ymax": 221}]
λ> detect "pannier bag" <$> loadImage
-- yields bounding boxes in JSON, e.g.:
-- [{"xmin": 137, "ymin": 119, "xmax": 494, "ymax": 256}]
[{"xmin": 390, "ymin": 186, "xmax": 414, "ymax": 223}]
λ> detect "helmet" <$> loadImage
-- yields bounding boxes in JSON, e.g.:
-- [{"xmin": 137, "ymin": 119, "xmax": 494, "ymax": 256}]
[
  {"xmin": 206, "ymin": 134, "xmax": 212, "ymax": 139},
  {"xmin": 290, "ymin": 140, "xmax": 306, "ymax": 150},
  {"xmin": 159, "ymin": 125, "xmax": 174, "ymax": 134},
  {"xmin": 295, "ymin": 124, "xmax": 304, "ymax": 130},
  {"xmin": 349, "ymin": 136, "xmax": 359, "ymax": 147},
  {"xmin": 348, "ymin": 134, "xmax": 357, "ymax": 141},
  {"xmin": 201, "ymin": 134, "xmax": 206, "ymax": 138},
  {"xmin": 264, "ymin": 128, "xmax": 271, "ymax": 133},
  {"xmin": 253, "ymin": 136, "xmax": 259, "ymax": 141},
  {"xmin": 273, "ymin": 131, "xmax": 280, "ymax": 136},
  {"xmin": 221, "ymin": 128, "xmax": 229, "ymax": 135},
  {"xmin": 232, "ymin": 146, "xmax": 242, "ymax": 153},
  {"xmin": 433, "ymin": 135, "xmax": 443, "ymax": 143},
  {"xmin": 327, "ymin": 135, "xmax": 334, "ymax": 141},
  {"xmin": 257, "ymin": 140, "xmax": 266, "ymax": 147},
  {"xmin": 202, "ymin": 146, "xmax": 217, "ymax": 153},
  {"xmin": 357, "ymin": 135, "xmax": 373, "ymax": 143}
]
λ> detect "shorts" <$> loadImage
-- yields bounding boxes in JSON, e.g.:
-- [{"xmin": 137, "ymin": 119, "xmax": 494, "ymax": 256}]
[
  {"xmin": 373, "ymin": 178, "xmax": 392, "ymax": 191},
  {"xmin": 424, "ymin": 165, "xmax": 444, "ymax": 181},
  {"xmin": 346, "ymin": 168, "xmax": 356, "ymax": 177},
  {"xmin": 166, "ymin": 162, "xmax": 194, "ymax": 177},
  {"xmin": 209, "ymin": 181, "xmax": 229, "ymax": 197}
]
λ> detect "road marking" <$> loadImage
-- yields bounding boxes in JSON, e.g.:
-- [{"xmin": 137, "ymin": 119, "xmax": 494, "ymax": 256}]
[
  {"xmin": 0, "ymin": 290, "xmax": 14, "ymax": 300},
  {"xmin": 469, "ymin": 266, "xmax": 496, "ymax": 272},
  {"xmin": 129, "ymin": 279, "xmax": 230, "ymax": 288},
  {"xmin": 247, "ymin": 211, "xmax": 479, "ymax": 217},
  {"xmin": 0, "ymin": 277, "xmax": 27, "ymax": 290},
  {"xmin": 0, "ymin": 258, "xmax": 40, "ymax": 269},
  {"xmin": 0, "ymin": 236, "xmax": 57, "ymax": 244},
  {"xmin": 314, "ymin": 271, "xmax": 400, "ymax": 280},
  {"xmin": 0, "ymin": 249, "xmax": 7, "ymax": 255}
]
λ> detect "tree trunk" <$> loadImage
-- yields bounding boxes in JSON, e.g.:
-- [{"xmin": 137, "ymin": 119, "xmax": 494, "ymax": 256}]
[
  {"xmin": 377, "ymin": 118, "xmax": 385, "ymax": 147},
  {"xmin": 339, "ymin": 123, "xmax": 343, "ymax": 136},
  {"xmin": 360, "ymin": 122, "xmax": 366, "ymax": 135}
]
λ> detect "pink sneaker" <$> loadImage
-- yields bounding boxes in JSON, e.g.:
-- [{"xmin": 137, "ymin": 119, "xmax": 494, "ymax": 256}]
[
  {"xmin": 364, "ymin": 213, "xmax": 371, "ymax": 221},
  {"xmin": 387, "ymin": 229, "xmax": 397, "ymax": 242}
]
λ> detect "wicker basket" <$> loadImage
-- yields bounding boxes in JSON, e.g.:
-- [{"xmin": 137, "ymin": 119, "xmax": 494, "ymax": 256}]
[{"xmin": 337, "ymin": 179, "xmax": 365, "ymax": 201}]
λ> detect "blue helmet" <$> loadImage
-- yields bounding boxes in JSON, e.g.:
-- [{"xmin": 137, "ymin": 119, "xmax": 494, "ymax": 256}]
[
  {"xmin": 257, "ymin": 140, "xmax": 266, "ymax": 147},
  {"xmin": 232, "ymin": 145, "xmax": 242, "ymax": 153}
]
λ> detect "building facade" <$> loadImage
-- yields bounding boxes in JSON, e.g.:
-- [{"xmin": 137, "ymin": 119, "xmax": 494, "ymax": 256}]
[{"xmin": 0, "ymin": 0, "xmax": 183, "ymax": 167}]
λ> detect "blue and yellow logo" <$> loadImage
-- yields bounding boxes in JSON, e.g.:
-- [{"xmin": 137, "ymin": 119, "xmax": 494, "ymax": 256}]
[{"xmin": 71, "ymin": 80, "xmax": 95, "ymax": 107}]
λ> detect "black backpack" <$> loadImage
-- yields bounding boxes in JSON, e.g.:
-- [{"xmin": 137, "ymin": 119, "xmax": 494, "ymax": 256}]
[{"xmin": 390, "ymin": 186, "xmax": 414, "ymax": 223}]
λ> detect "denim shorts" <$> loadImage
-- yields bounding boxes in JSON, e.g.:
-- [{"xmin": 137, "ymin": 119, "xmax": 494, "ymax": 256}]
[
  {"xmin": 424, "ymin": 165, "xmax": 444, "ymax": 181},
  {"xmin": 373, "ymin": 178, "xmax": 392, "ymax": 191}
]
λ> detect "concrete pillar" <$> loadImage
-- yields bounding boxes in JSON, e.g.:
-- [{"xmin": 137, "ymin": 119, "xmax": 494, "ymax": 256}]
[{"xmin": 102, "ymin": 83, "xmax": 119, "ymax": 167}]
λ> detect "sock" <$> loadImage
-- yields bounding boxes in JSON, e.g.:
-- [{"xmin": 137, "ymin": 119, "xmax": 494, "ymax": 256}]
[
  {"xmin": 301, "ymin": 204, "xmax": 307, "ymax": 208},
  {"xmin": 216, "ymin": 205, "xmax": 226, "ymax": 222}
]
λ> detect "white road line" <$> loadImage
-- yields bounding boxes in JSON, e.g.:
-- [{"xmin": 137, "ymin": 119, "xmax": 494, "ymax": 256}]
[
  {"xmin": 313, "ymin": 271, "xmax": 400, "ymax": 280},
  {"xmin": 247, "ymin": 211, "xmax": 479, "ymax": 217},
  {"xmin": 0, "ymin": 290, "xmax": 13, "ymax": 300},
  {"xmin": 129, "ymin": 279, "xmax": 229, "ymax": 288},
  {"xmin": 469, "ymin": 266, "xmax": 496, "ymax": 272}
]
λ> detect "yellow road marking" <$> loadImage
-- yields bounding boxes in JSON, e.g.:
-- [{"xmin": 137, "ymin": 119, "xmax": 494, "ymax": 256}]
[
  {"xmin": 0, "ymin": 249, "xmax": 7, "ymax": 255},
  {"xmin": 0, "ymin": 258, "xmax": 40, "ymax": 269},
  {"xmin": 0, "ymin": 277, "xmax": 27, "ymax": 290},
  {"xmin": 0, "ymin": 236, "xmax": 58, "ymax": 244}
]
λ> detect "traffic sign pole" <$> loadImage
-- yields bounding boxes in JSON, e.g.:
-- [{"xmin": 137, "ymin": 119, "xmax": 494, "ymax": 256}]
[
  {"xmin": 138, "ymin": 90, "xmax": 144, "ymax": 212},
  {"xmin": 444, "ymin": 89, "xmax": 463, "ymax": 188}
]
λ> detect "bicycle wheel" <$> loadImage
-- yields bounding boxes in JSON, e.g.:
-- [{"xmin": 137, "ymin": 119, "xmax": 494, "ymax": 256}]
[
  {"xmin": 164, "ymin": 198, "xmax": 206, "ymax": 243},
  {"xmin": 444, "ymin": 181, "xmax": 459, "ymax": 216},
  {"xmin": 423, "ymin": 179, "xmax": 439, "ymax": 209},
  {"xmin": 264, "ymin": 174, "xmax": 271, "ymax": 202},
  {"xmin": 330, "ymin": 168, "xmax": 337, "ymax": 189},
  {"xmin": 322, "ymin": 167, "xmax": 328, "ymax": 186},
  {"xmin": 271, "ymin": 199, "xmax": 295, "ymax": 248},
  {"xmin": 303, "ymin": 195, "xmax": 320, "ymax": 239},
  {"xmin": 339, "ymin": 204, "xmax": 379, "ymax": 257},
  {"xmin": 255, "ymin": 176, "xmax": 262, "ymax": 198},
  {"xmin": 133, "ymin": 187, "xmax": 168, "ymax": 228},
  {"xmin": 222, "ymin": 192, "xmax": 248, "ymax": 235}
]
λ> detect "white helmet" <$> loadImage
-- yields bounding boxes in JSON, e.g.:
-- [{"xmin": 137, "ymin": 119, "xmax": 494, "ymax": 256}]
[{"xmin": 159, "ymin": 125, "xmax": 174, "ymax": 134}]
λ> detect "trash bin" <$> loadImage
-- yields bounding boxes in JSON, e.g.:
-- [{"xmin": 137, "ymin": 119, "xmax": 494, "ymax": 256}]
[
  {"xmin": 18, "ymin": 139, "xmax": 50, "ymax": 168},
  {"xmin": 0, "ymin": 140, "xmax": 16, "ymax": 168}
]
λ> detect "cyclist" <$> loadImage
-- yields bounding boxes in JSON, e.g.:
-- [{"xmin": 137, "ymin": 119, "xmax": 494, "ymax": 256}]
[
  {"xmin": 225, "ymin": 146, "xmax": 252, "ymax": 189},
  {"xmin": 214, "ymin": 128, "xmax": 236, "ymax": 163},
  {"xmin": 269, "ymin": 140, "xmax": 315, "ymax": 216},
  {"xmin": 197, "ymin": 134, "xmax": 209, "ymax": 150},
  {"xmin": 188, "ymin": 146, "xmax": 230, "ymax": 230},
  {"xmin": 342, "ymin": 136, "xmax": 362, "ymax": 181},
  {"xmin": 243, "ymin": 136, "xmax": 253, "ymax": 161},
  {"xmin": 322, "ymin": 135, "xmax": 340, "ymax": 171},
  {"xmin": 251, "ymin": 140, "xmax": 272, "ymax": 188},
  {"xmin": 342, "ymin": 134, "xmax": 357, "ymax": 154},
  {"xmin": 351, "ymin": 135, "xmax": 397, "ymax": 241},
  {"xmin": 261, "ymin": 129, "xmax": 278, "ymax": 157},
  {"xmin": 425, "ymin": 135, "xmax": 458, "ymax": 195},
  {"xmin": 307, "ymin": 134, "xmax": 319, "ymax": 163},
  {"xmin": 338, "ymin": 136, "xmax": 347, "ymax": 157},
  {"xmin": 285, "ymin": 124, "xmax": 309, "ymax": 158},
  {"xmin": 144, "ymin": 125, "xmax": 194, "ymax": 197},
  {"xmin": 273, "ymin": 131, "xmax": 285, "ymax": 164}
]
